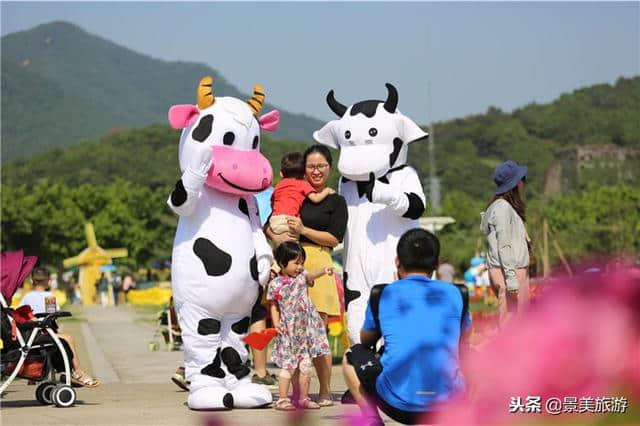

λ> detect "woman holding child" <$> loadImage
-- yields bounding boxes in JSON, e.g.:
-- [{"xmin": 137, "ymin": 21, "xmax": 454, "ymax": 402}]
[{"xmin": 266, "ymin": 144, "xmax": 347, "ymax": 406}]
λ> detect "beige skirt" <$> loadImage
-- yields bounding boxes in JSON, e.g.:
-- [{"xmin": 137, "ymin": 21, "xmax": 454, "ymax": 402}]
[{"xmin": 302, "ymin": 243, "xmax": 340, "ymax": 316}]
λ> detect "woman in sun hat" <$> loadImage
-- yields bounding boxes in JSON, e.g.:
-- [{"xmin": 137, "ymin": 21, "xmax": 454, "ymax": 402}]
[{"xmin": 480, "ymin": 160, "xmax": 530, "ymax": 324}]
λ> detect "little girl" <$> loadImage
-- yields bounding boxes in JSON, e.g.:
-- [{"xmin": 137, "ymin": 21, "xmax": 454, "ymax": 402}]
[{"xmin": 267, "ymin": 241, "xmax": 332, "ymax": 410}]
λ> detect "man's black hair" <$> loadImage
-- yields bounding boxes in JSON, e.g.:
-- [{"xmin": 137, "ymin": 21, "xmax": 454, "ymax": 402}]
[
  {"xmin": 396, "ymin": 228, "xmax": 440, "ymax": 273},
  {"xmin": 31, "ymin": 266, "xmax": 51, "ymax": 283},
  {"xmin": 273, "ymin": 242, "xmax": 307, "ymax": 269},
  {"xmin": 280, "ymin": 152, "xmax": 305, "ymax": 179}
]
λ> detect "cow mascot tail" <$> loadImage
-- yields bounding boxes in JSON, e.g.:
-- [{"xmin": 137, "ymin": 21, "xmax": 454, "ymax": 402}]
[
  {"xmin": 313, "ymin": 83, "xmax": 428, "ymax": 345},
  {"xmin": 167, "ymin": 76, "xmax": 279, "ymax": 410}
]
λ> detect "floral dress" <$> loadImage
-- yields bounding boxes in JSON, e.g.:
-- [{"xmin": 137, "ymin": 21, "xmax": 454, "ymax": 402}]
[{"xmin": 267, "ymin": 272, "xmax": 331, "ymax": 370}]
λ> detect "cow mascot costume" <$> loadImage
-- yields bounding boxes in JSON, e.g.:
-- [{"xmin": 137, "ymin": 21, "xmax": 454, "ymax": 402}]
[
  {"xmin": 313, "ymin": 83, "xmax": 428, "ymax": 344},
  {"xmin": 167, "ymin": 76, "xmax": 278, "ymax": 410}
]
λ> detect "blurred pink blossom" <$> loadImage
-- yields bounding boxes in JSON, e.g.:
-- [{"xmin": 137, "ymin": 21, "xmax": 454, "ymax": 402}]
[{"xmin": 436, "ymin": 262, "xmax": 640, "ymax": 425}]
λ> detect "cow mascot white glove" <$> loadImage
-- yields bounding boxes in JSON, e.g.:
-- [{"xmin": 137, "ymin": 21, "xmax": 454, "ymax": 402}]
[
  {"xmin": 167, "ymin": 76, "xmax": 279, "ymax": 410},
  {"xmin": 313, "ymin": 83, "xmax": 428, "ymax": 344}
]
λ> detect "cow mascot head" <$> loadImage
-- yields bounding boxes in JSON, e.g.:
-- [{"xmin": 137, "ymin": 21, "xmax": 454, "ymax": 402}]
[
  {"xmin": 166, "ymin": 76, "xmax": 278, "ymax": 410},
  {"xmin": 169, "ymin": 76, "xmax": 279, "ymax": 195},
  {"xmin": 312, "ymin": 83, "xmax": 428, "ymax": 182}
]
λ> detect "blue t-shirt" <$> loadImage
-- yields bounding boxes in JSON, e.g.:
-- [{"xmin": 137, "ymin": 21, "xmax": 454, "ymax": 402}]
[{"xmin": 362, "ymin": 275, "xmax": 472, "ymax": 412}]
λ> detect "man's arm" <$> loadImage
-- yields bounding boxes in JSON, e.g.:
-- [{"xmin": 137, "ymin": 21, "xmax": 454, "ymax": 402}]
[{"xmin": 360, "ymin": 302, "xmax": 382, "ymax": 349}]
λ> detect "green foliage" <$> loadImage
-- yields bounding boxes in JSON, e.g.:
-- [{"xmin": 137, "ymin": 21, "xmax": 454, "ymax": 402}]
[
  {"xmin": 437, "ymin": 191, "xmax": 485, "ymax": 272},
  {"xmin": 528, "ymin": 184, "xmax": 640, "ymax": 262},
  {"xmin": 1, "ymin": 179, "xmax": 176, "ymax": 267}
]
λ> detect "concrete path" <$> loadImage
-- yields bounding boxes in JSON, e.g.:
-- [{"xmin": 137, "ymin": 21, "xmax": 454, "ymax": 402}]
[{"xmin": 1, "ymin": 305, "xmax": 400, "ymax": 425}]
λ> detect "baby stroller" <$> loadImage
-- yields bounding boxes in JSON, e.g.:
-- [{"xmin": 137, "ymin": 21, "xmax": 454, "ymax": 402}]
[
  {"xmin": 0, "ymin": 251, "xmax": 78, "ymax": 407},
  {"xmin": 148, "ymin": 296, "xmax": 182, "ymax": 351}
]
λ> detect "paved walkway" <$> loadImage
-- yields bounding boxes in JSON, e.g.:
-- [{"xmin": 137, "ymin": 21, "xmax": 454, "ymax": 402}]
[{"xmin": 1, "ymin": 305, "xmax": 400, "ymax": 425}]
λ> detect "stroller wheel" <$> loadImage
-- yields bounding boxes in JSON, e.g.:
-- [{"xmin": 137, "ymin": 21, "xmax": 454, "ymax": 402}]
[
  {"xmin": 35, "ymin": 381, "xmax": 57, "ymax": 405},
  {"xmin": 52, "ymin": 384, "xmax": 76, "ymax": 407}
]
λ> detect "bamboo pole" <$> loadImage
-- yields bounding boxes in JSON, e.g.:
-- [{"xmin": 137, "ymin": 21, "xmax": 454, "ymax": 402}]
[
  {"xmin": 548, "ymin": 227, "xmax": 574, "ymax": 276},
  {"xmin": 543, "ymin": 218, "xmax": 550, "ymax": 277}
]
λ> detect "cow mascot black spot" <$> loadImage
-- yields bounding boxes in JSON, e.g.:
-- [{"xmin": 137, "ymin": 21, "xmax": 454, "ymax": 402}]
[
  {"xmin": 313, "ymin": 83, "xmax": 428, "ymax": 344},
  {"xmin": 167, "ymin": 76, "xmax": 279, "ymax": 410}
]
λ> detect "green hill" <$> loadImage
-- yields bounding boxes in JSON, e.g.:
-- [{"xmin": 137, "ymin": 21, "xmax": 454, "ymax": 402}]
[{"xmin": 1, "ymin": 21, "xmax": 322, "ymax": 163}]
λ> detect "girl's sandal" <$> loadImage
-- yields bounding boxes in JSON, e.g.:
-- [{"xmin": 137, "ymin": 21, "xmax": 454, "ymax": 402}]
[
  {"xmin": 317, "ymin": 397, "xmax": 334, "ymax": 407},
  {"xmin": 275, "ymin": 398, "xmax": 296, "ymax": 411},
  {"xmin": 298, "ymin": 397, "xmax": 320, "ymax": 409},
  {"xmin": 71, "ymin": 370, "xmax": 100, "ymax": 388}
]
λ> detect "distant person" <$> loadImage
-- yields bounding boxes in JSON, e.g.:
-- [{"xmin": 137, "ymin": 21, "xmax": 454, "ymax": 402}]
[
  {"xmin": 19, "ymin": 267, "xmax": 100, "ymax": 387},
  {"xmin": 437, "ymin": 262, "xmax": 455, "ymax": 283},
  {"xmin": 122, "ymin": 274, "xmax": 136, "ymax": 303},
  {"xmin": 97, "ymin": 273, "xmax": 109, "ymax": 307},
  {"xmin": 112, "ymin": 274, "xmax": 122, "ymax": 306},
  {"xmin": 480, "ymin": 160, "xmax": 530, "ymax": 323},
  {"xmin": 268, "ymin": 152, "xmax": 335, "ymax": 235},
  {"xmin": 342, "ymin": 229, "xmax": 471, "ymax": 425}
]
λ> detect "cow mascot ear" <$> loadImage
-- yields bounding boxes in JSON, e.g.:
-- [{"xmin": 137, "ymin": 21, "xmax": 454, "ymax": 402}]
[
  {"xmin": 313, "ymin": 120, "xmax": 340, "ymax": 149},
  {"xmin": 397, "ymin": 112, "xmax": 429, "ymax": 144}
]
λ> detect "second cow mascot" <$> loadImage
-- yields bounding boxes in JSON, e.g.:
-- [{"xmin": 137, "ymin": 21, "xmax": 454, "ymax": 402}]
[
  {"xmin": 167, "ymin": 76, "xmax": 279, "ymax": 410},
  {"xmin": 313, "ymin": 83, "xmax": 428, "ymax": 344}
]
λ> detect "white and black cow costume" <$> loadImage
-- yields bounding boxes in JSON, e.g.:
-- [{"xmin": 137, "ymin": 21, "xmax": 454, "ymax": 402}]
[
  {"xmin": 313, "ymin": 84, "xmax": 428, "ymax": 344},
  {"xmin": 167, "ymin": 76, "xmax": 279, "ymax": 410}
]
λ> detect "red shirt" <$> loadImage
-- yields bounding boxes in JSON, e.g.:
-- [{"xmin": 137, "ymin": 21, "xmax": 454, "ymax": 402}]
[{"xmin": 271, "ymin": 178, "xmax": 316, "ymax": 216}]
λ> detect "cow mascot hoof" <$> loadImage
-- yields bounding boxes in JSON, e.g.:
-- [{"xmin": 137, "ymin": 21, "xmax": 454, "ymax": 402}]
[{"xmin": 167, "ymin": 76, "xmax": 280, "ymax": 410}]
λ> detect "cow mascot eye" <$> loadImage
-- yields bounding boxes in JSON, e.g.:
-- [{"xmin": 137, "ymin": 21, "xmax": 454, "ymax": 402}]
[
  {"xmin": 345, "ymin": 130, "xmax": 351, "ymax": 139},
  {"xmin": 369, "ymin": 128, "xmax": 378, "ymax": 137},
  {"xmin": 223, "ymin": 131, "xmax": 235, "ymax": 145},
  {"xmin": 252, "ymin": 135, "xmax": 259, "ymax": 149}
]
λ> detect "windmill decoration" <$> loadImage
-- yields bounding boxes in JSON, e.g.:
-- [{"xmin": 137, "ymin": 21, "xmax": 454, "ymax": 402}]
[{"xmin": 63, "ymin": 223, "xmax": 128, "ymax": 306}]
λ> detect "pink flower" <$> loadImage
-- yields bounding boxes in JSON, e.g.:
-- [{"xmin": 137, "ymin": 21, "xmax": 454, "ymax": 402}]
[{"xmin": 436, "ymin": 263, "xmax": 639, "ymax": 425}]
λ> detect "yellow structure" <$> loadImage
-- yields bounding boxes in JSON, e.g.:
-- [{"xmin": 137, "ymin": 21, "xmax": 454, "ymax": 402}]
[{"xmin": 63, "ymin": 223, "xmax": 127, "ymax": 306}]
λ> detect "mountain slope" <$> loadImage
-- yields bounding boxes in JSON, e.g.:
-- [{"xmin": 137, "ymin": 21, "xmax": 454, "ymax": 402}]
[{"xmin": 1, "ymin": 21, "xmax": 322, "ymax": 163}]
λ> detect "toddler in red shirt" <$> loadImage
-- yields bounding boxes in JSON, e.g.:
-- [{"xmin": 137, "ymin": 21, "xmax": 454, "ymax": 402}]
[{"xmin": 270, "ymin": 152, "xmax": 334, "ymax": 234}]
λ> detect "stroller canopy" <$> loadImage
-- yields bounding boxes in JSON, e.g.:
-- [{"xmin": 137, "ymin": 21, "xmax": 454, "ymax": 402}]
[{"xmin": 1, "ymin": 250, "xmax": 38, "ymax": 302}]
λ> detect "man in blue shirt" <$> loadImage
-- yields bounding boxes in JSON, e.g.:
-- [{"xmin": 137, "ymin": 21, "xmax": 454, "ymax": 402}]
[{"xmin": 342, "ymin": 228, "xmax": 471, "ymax": 425}]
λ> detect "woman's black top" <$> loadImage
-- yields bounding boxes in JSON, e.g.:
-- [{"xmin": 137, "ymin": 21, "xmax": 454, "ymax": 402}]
[{"xmin": 299, "ymin": 193, "xmax": 348, "ymax": 246}]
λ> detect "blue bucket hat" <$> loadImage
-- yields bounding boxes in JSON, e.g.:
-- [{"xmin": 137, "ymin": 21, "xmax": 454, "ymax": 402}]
[{"xmin": 493, "ymin": 160, "xmax": 527, "ymax": 195}]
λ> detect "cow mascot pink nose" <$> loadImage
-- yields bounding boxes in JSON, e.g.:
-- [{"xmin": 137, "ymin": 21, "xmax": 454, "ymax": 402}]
[
  {"xmin": 166, "ymin": 76, "xmax": 279, "ymax": 410},
  {"xmin": 207, "ymin": 146, "xmax": 273, "ymax": 195}
]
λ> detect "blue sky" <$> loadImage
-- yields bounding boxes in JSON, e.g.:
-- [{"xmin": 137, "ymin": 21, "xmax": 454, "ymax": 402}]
[{"xmin": 1, "ymin": 2, "xmax": 638, "ymax": 123}]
